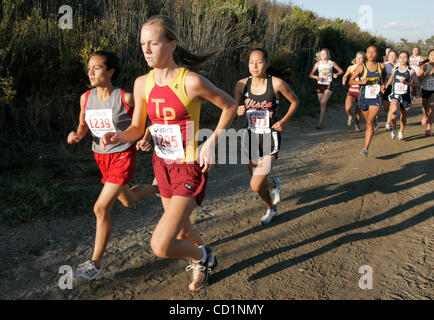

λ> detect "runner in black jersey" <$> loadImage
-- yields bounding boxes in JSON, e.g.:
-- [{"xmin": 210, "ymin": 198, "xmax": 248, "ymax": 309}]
[{"xmin": 234, "ymin": 48, "xmax": 299, "ymax": 224}]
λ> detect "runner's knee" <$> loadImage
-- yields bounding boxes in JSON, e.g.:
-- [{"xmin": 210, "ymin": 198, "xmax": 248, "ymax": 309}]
[
  {"xmin": 150, "ymin": 237, "xmax": 170, "ymax": 258},
  {"xmin": 93, "ymin": 203, "xmax": 110, "ymax": 219}
]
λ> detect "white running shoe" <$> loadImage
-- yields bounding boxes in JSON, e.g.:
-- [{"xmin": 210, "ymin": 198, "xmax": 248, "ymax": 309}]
[
  {"xmin": 73, "ymin": 260, "xmax": 102, "ymax": 281},
  {"xmin": 269, "ymin": 177, "xmax": 281, "ymax": 206},
  {"xmin": 398, "ymin": 132, "xmax": 404, "ymax": 141},
  {"xmin": 391, "ymin": 130, "xmax": 397, "ymax": 140},
  {"xmin": 385, "ymin": 123, "xmax": 391, "ymax": 131},
  {"xmin": 261, "ymin": 207, "xmax": 278, "ymax": 225}
]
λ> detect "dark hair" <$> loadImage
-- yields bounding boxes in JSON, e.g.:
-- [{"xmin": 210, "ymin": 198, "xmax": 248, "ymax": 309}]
[
  {"xmin": 143, "ymin": 15, "xmax": 215, "ymax": 67},
  {"xmin": 90, "ymin": 51, "xmax": 120, "ymax": 79},
  {"xmin": 251, "ymin": 48, "xmax": 270, "ymax": 63},
  {"xmin": 420, "ymin": 49, "xmax": 434, "ymax": 64},
  {"xmin": 388, "ymin": 49, "xmax": 398, "ymax": 56},
  {"xmin": 367, "ymin": 45, "xmax": 378, "ymax": 53},
  {"xmin": 398, "ymin": 50, "xmax": 410, "ymax": 59}
]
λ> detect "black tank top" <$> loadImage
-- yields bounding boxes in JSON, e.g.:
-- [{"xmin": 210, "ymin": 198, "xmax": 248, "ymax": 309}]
[{"xmin": 243, "ymin": 75, "xmax": 280, "ymax": 132}]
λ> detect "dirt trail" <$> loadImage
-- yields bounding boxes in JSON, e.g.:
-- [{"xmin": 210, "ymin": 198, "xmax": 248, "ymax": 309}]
[{"xmin": 1, "ymin": 102, "xmax": 433, "ymax": 300}]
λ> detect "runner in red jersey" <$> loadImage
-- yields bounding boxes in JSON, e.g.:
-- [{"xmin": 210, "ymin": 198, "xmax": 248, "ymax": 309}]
[
  {"xmin": 101, "ymin": 15, "xmax": 237, "ymax": 291},
  {"xmin": 67, "ymin": 51, "xmax": 158, "ymax": 281},
  {"xmin": 342, "ymin": 51, "xmax": 366, "ymax": 131}
]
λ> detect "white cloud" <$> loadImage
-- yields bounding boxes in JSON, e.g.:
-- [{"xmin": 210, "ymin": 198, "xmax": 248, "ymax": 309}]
[{"xmin": 383, "ymin": 20, "xmax": 434, "ymax": 31}]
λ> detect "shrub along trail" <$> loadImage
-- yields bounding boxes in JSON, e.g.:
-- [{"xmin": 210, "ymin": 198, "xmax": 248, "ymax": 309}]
[{"xmin": 0, "ymin": 102, "xmax": 432, "ymax": 300}]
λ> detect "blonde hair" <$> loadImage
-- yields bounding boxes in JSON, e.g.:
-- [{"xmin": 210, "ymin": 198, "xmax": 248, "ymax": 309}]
[
  {"xmin": 351, "ymin": 51, "xmax": 367, "ymax": 65},
  {"xmin": 316, "ymin": 48, "xmax": 330, "ymax": 62},
  {"xmin": 142, "ymin": 15, "xmax": 215, "ymax": 66}
]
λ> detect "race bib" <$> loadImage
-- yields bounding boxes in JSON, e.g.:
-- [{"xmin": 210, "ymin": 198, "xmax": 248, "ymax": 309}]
[
  {"xmin": 365, "ymin": 85, "xmax": 381, "ymax": 99},
  {"xmin": 427, "ymin": 79, "xmax": 434, "ymax": 91},
  {"xmin": 247, "ymin": 109, "xmax": 270, "ymax": 134},
  {"xmin": 85, "ymin": 109, "xmax": 116, "ymax": 138},
  {"xmin": 318, "ymin": 74, "xmax": 332, "ymax": 85},
  {"xmin": 151, "ymin": 124, "xmax": 185, "ymax": 160},
  {"xmin": 394, "ymin": 82, "xmax": 408, "ymax": 95}
]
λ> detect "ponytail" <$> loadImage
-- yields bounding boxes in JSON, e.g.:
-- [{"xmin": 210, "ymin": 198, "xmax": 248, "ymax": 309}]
[{"xmin": 174, "ymin": 45, "xmax": 216, "ymax": 67}]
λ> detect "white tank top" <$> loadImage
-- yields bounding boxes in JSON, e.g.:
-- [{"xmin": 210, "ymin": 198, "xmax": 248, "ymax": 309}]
[
  {"xmin": 317, "ymin": 60, "xmax": 334, "ymax": 85},
  {"xmin": 409, "ymin": 56, "xmax": 421, "ymax": 75},
  {"xmin": 422, "ymin": 63, "xmax": 434, "ymax": 91}
]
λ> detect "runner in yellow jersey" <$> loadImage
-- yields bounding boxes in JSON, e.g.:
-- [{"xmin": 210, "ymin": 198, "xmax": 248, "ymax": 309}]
[{"xmin": 101, "ymin": 15, "xmax": 237, "ymax": 291}]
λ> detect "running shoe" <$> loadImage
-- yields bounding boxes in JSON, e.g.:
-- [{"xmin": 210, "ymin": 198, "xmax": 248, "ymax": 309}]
[
  {"xmin": 269, "ymin": 177, "xmax": 281, "ymax": 206},
  {"xmin": 398, "ymin": 132, "xmax": 404, "ymax": 141},
  {"xmin": 188, "ymin": 246, "xmax": 211, "ymax": 291},
  {"xmin": 261, "ymin": 207, "xmax": 278, "ymax": 225},
  {"xmin": 355, "ymin": 123, "xmax": 361, "ymax": 132},
  {"xmin": 361, "ymin": 148, "xmax": 368, "ymax": 157},
  {"xmin": 426, "ymin": 129, "xmax": 431, "ymax": 137},
  {"xmin": 186, "ymin": 252, "xmax": 218, "ymax": 274},
  {"xmin": 421, "ymin": 117, "xmax": 428, "ymax": 126},
  {"xmin": 152, "ymin": 177, "xmax": 160, "ymax": 198},
  {"xmin": 315, "ymin": 124, "xmax": 323, "ymax": 130},
  {"xmin": 347, "ymin": 116, "xmax": 353, "ymax": 126},
  {"xmin": 391, "ymin": 130, "xmax": 397, "ymax": 140},
  {"xmin": 73, "ymin": 260, "xmax": 102, "ymax": 281},
  {"xmin": 385, "ymin": 123, "xmax": 391, "ymax": 131}
]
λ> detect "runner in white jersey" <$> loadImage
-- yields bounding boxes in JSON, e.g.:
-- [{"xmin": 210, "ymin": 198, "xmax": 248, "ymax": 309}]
[
  {"xmin": 409, "ymin": 47, "xmax": 423, "ymax": 77},
  {"xmin": 67, "ymin": 51, "xmax": 159, "ymax": 281},
  {"xmin": 418, "ymin": 49, "xmax": 434, "ymax": 136},
  {"xmin": 309, "ymin": 48, "xmax": 344, "ymax": 130},
  {"xmin": 409, "ymin": 47, "xmax": 424, "ymax": 101}
]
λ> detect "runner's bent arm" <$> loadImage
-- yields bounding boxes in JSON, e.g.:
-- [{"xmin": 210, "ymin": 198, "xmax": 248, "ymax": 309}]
[
  {"xmin": 67, "ymin": 93, "xmax": 88, "ymax": 144},
  {"xmin": 384, "ymin": 68, "xmax": 396, "ymax": 88},
  {"xmin": 309, "ymin": 62, "xmax": 320, "ymax": 80},
  {"xmin": 332, "ymin": 62, "xmax": 344, "ymax": 78},
  {"xmin": 342, "ymin": 66, "xmax": 352, "ymax": 85},
  {"xmin": 186, "ymin": 72, "xmax": 237, "ymax": 172},
  {"xmin": 234, "ymin": 79, "xmax": 247, "ymax": 119},
  {"xmin": 271, "ymin": 78, "xmax": 299, "ymax": 131},
  {"xmin": 349, "ymin": 64, "xmax": 366, "ymax": 86},
  {"xmin": 100, "ymin": 76, "xmax": 147, "ymax": 149}
]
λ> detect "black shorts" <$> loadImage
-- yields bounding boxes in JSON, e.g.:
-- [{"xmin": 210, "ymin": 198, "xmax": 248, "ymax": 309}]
[
  {"xmin": 242, "ymin": 129, "xmax": 281, "ymax": 161},
  {"xmin": 317, "ymin": 83, "xmax": 333, "ymax": 94},
  {"xmin": 389, "ymin": 93, "xmax": 412, "ymax": 111},
  {"xmin": 421, "ymin": 89, "xmax": 433, "ymax": 99},
  {"xmin": 382, "ymin": 85, "xmax": 392, "ymax": 101}
]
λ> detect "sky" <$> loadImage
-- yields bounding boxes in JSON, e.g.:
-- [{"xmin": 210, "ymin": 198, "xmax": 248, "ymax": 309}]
[{"xmin": 277, "ymin": 0, "xmax": 434, "ymax": 43}]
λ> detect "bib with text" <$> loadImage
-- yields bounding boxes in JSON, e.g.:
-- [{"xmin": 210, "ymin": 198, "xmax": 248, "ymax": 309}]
[
  {"xmin": 247, "ymin": 109, "xmax": 270, "ymax": 134},
  {"xmin": 151, "ymin": 124, "xmax": 185, "ymax": 160},
  {"xmin": 85, "ymin": 109, "xmax": 116, "ymax": 138}
]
